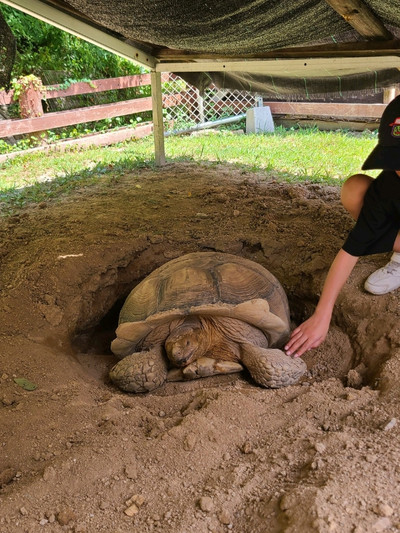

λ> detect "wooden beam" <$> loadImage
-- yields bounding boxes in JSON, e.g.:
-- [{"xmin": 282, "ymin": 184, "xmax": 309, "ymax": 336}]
[
  {"xmin": 324, "ymin": 0, "xmax": 393, "ymax": 40},
  {"xmin": 156, "ymin": 56, "xmax": 400, "ymax": 76},
  {"xmin": 263, "ymin": 101, "xmax": 385, "ymax": 118},
  {"xmin": 276, "ymin": 118, "xmax": 379, "ymax": 131},
  {"xmin": 157, "ymin": 40, "xmax": 400, "ymax": 61}
]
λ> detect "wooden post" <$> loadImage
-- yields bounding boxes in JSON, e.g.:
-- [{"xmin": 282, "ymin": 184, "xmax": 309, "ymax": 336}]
[
  {"xmin": 17, "ymin": 75, "xmax": 46, "ymax": 141},
  {"xmin": 150, "ymin": 70, "xmax": 165, "ymax": 166},
  {"xmin": 18, "ymin": 77, "xmax": 44, "ymax": 119}
]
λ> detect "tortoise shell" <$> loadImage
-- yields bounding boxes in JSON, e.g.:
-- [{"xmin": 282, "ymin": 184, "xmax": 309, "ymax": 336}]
[{"xmin": 111, "ymin": 252, "xmax": 290, "ymax": 357}]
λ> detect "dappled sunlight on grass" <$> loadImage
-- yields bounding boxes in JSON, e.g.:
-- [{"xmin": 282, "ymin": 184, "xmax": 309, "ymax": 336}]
[
  {"xmin": 161, "ymin": 128, "xmax": 380, "ymax": 182},
  {"xmin": 0, "ymin": 127, "xmax": 380, "ymax": 213}
]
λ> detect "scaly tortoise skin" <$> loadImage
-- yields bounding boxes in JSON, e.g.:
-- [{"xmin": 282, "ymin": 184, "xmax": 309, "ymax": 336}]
[{"xmin": 110, "ymin": 252, "xmax": 306, "ymax": 393}]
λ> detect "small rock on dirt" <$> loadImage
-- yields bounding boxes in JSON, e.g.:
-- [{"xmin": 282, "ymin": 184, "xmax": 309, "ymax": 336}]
[
  {"xmin": 198, "ymin": 496, "xmax": 214, "ymax": 512},
  {"xmin": 372, "ymin": 517, "xmax": 392, "ymax": 532},
  {"xmin": 0, "ymin": 468, "xmax": 16, "ymax": 487},
  {"xmin": 183, "ymin": 432, "xmax": 197, "ymax": 451},
  {"xmin": 218, "ymin": 509, "xmax": 232, "ymax": 525},
  {"xmin": 375, "ymin": 503, "xmax": 394, "ymax": 517},
  {"xmin": 149, "ymin": 235, "xmax": 164, "ymax": 244},
  {"xmin": 347, "ymin": 368, "xmax": 363, "ymax": 388},
  {"xmin": 124, "ymin": 503, "xmax": 139, "ymax": 517},
  {"xmin": 124, "ymin": 464, "xmax": 138, "ymax": 480},
  {"xmin": 56, "ymin": 506, "xmax": 76, "ymax": 525},
  {"xmin": 126, "ymin": 494, "xmax": 145, "ymax": 507},
  {"xmin": 280, "ymin": 493, "xmax": 297, "ymax": 511},
  {"xmin": 382, "ymin": 418, "xmax": 397, "ymax": 431},
  {"xmin": 314, "ymin": 442, "xmax": 326, "ymax": 453},
  {"xmin": 46, "ymin": 513, "xmax": 56, "ymax": 523},
  {"xmin": 241, "ymin": 441, "xmax": 253, "ymax": 454},
  {"xmin": 42, "ymin": 466, "xmax": 56, "ymax": 481}
]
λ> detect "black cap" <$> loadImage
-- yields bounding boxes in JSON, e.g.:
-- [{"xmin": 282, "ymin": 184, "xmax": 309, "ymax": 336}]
[{"xmin": 362, "ymin": 94, "xmax": 400, "ymax": 171}]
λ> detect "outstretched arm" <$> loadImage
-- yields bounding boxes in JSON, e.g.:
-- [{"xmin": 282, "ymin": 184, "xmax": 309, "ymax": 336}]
[{"xmin": 285, "ymin": 248, "xmax": 359, "ymax": 357}]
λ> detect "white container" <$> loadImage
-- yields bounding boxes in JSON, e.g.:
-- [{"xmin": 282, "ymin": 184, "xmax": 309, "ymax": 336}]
[{"xmin": 246, "ymin": 106, "xmax": 274, "ymax": 134}]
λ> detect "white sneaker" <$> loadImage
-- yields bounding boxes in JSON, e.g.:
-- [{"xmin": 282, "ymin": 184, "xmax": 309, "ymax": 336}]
[{"xmin": 364, "ymin": 252, "xmax": 400, "ymax": 295}]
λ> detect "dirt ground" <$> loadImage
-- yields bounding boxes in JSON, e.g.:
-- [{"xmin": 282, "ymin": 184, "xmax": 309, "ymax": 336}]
[{"xmin": 1, "ymin": 160, "xmax": 400, "ymax": 533}]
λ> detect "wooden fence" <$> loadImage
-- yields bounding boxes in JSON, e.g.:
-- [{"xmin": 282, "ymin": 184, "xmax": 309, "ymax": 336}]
[
  {"xmin": 0, "ymin": 74, "xmax": 397, "ymax": 143},
  {"xmin": 0, "ymin": 73, "xmax": 174, "ymax": 139}
]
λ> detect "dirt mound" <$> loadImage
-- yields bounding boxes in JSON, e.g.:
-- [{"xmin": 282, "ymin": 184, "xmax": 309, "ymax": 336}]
[{"xmin": 1, "ymin": 162, "xmax": 400, "ymax": 533}]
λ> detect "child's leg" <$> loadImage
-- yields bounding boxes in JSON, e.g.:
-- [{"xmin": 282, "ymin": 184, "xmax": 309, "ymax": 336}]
[
  {"xmin": 340, "ymin": 173, "xmax": 373, "ymax": 220},
  {"xmin": 393, "ymin": 232, "xmax": 400, "ymax": 253}
]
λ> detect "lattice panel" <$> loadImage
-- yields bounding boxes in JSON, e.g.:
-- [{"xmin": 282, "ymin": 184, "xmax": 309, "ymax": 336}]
[{"xmin": 162, "ymin": 74, "xmax": 258, "ymax": 131}]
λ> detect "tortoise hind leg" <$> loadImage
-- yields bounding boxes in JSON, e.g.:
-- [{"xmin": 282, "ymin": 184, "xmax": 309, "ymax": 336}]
[
  {"xmin": 109, "ymin": 345, "xmax": 167, "ymax": 393},
  {"xmin": 240, "ymin": 344, "xmax": 307, "ymax": 388}
]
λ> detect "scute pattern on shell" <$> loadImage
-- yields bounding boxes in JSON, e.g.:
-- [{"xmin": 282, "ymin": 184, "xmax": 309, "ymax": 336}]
[
  {"xmin": 111, "ymin": 252, "xmax": 291, "ymax": 359},
  {"xmin": 119, "ymin": 252, "xmax": 289, "ymax": 324}
]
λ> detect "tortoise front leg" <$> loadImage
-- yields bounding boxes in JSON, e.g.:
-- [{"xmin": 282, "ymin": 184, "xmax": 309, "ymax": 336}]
[
  {"xmin": 167, "ymin": 357, "xmax": 243, "ymax": 381},
  {"xmin": 109, "ymin": 345, "xmax": 167, "ymax": 393},
  {"xmin": 240, "ymin": 344, "xmax": 307, "ymax": 388}
]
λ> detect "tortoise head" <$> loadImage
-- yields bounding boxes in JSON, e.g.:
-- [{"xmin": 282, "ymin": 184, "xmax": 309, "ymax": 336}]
[{"xmin": 165, "ymin": 316, "xmax": 208, "ymax": 367}]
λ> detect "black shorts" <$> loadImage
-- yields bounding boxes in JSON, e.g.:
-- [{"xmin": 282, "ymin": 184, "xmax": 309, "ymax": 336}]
[{"xmin": 342, "ymin": 170, "xmax": 400, "ymax": 257}]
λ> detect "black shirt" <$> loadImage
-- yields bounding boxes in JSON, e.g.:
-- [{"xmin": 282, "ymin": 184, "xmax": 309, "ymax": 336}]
[{"xmin": 342, "ymin": 170, "xmax": 400, "ymax": 257}]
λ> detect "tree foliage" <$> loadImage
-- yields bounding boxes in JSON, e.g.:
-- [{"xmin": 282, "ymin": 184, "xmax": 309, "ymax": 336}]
[
  {"xmin": 0, "ymin": 4, "xmax": 145, "ymax": 81},
  {"xmin": 0, "ymin": 5, "xmax": 151, "ymax": 139}
]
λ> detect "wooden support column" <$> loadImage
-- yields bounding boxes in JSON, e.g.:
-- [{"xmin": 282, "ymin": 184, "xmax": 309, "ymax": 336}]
[
  {"xmin": 383, "ymin": 86, "xmax": 397, "ymax": 103},
  {"xmin": 151, "ymin": 70, "xmax": 165, "ymax": 166}
]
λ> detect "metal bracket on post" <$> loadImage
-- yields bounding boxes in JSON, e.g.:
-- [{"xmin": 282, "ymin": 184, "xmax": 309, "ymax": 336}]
[{"xmin": 151, "ymin": 70, "xmax": 166, "ymax": 166}]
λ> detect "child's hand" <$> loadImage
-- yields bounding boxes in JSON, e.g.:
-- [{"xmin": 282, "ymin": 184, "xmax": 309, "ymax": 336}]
[{"xmin": 284, "ymin": 313, "xmax": 330, "ymax": 358}]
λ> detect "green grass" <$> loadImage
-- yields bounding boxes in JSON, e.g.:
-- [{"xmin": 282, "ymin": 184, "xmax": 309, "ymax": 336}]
[{"xmin": 0, "ymin": 126, "xmax": 380, "ymax": 214}]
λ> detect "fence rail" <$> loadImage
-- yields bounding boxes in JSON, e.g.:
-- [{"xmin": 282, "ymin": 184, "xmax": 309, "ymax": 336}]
[
  {"xmin": 0, "ymin": 97, "xmax": 155, "ymax": 137},
  {"xmin": 0, "ymin": 73, "xmax": 164, "ymax": 106},
  {"xmin": 0, "ymin": 73, "xmax": 173, "ymax": 138},
  {"xmin": 261, "ymin": 101, "xmax": 385, "ymax": 118},
  {"xmin": 0, "ymin": 72, "xmax": 393, "ymax": 143}
]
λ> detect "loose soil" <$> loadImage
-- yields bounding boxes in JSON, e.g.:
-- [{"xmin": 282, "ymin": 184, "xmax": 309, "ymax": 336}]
[{"xmin": 1, "ymin": 161, "xmax": 400, "ymax": 533}]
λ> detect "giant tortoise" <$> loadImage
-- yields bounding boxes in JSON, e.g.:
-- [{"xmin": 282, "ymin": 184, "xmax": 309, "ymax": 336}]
[{"xmin": 110, "ymin": 252, "xmax": 306, "ymax": 392}]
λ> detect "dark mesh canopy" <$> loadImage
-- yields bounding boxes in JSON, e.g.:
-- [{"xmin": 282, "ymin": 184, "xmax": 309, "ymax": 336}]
[
  {"xmin": 0, "ymin": 10, "xmax": 15, "ymax": 89},
  {"xmin": 60, "ymin": 0, "xmax": 400, "ymax": 97},
  {"xmin": 179, "ymin": 68, "xmax": 400, "ymax": 100},
  {"xmin": 66, "ymin": 0, "xmax": 396, "ymax": 55},
  {"xmin": 4, "ymin": 0, "xmax": 400, "ymax": 97},
  {"xmin": 68, "ymin": 0, "xmax": 353, "ymax": 54}
]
